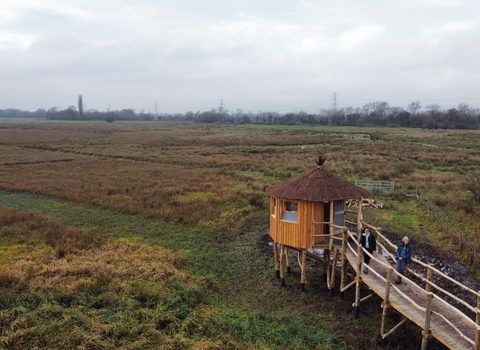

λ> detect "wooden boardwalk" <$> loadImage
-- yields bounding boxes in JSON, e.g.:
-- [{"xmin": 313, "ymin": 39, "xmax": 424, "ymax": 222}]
[
  {"xmin": 344, "ymin": 240, "xmax": 475, "ymax": 349},
  {"xmin": 306, "ymin": 231, "xmax": 479, "ymax": 350}
]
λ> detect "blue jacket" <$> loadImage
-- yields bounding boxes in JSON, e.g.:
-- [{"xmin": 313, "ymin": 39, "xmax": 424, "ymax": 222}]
[{"xmin": 396, "ymin": 242, "xmax": 413, "ymax": 263}]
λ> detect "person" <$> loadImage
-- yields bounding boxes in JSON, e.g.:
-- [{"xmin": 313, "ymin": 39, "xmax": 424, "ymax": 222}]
[
  {"xmin": 395, "ymin": 236, "xmax": 413, "ymax": 284},
  {"xmin": 359, "ymin": 228, "xmax": 377, "ymax": 274}
]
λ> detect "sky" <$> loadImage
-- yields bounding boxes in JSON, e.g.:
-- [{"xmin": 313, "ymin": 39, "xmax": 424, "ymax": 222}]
[{"xmin": 1, "ymin": 0, "xmax": 479, "ymax": 114}]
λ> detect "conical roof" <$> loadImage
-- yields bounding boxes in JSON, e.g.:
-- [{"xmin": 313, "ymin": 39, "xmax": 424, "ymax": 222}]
[{"xmin": 266, "ymin": 166, "xmax": 370, "ymax": 202}]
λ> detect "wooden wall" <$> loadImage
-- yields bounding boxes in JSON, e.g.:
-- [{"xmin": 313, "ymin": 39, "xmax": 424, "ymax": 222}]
[{"xmin": 269, "ymin": 196, "xmax": 327, "ymax": 249}]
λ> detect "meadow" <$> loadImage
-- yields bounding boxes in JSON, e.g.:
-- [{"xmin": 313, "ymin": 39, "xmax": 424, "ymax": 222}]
[{"xmin": 1, "ymin": 120, "xmax": 480, "ymax": 349}]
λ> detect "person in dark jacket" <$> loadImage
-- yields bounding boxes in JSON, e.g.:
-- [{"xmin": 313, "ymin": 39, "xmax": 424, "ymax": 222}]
[
  {"xmin": 395, "ymin": 236, "xmax": 413, "ymax": 284},
  {"xmin": 359, "ymin": 228, "xmax": 377, "ymax": 274}
]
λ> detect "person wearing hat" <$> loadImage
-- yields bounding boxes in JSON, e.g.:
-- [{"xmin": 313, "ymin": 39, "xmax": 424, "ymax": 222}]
[{"xmin": 395, "ymin": 236, "xmax": 413, "ymax": 284}]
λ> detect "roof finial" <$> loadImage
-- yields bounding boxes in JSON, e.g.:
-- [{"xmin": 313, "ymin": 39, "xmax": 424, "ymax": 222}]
[{"xmin": 315, "ymin": 156, "xmax": 326, "ymax": 167}]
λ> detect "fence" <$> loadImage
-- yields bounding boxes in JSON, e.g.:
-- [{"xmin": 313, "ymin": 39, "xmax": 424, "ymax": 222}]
[
  {"xmin": 415, "ymin": 187, "xmax": 479, "ymax": 266},
  {"xmin": 355, "ymin": 180, "xmax": 395, "ymax": 195}
]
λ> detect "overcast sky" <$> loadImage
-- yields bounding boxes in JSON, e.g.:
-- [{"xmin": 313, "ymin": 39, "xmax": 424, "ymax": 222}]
[{"xmin": 1, "ymin": 0, "xmax": 479, "ymax": 113}]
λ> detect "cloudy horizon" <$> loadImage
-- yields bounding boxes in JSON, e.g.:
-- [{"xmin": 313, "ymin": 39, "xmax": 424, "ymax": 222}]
[{"xmin": 1, "ymin": 0, "xmax": 479, "ymax": 114}]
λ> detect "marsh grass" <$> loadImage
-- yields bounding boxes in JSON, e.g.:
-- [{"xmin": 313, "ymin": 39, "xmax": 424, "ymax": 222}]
[{"xmin": 0, "ymin": 205, "xmax": 353, "ymax": 349}]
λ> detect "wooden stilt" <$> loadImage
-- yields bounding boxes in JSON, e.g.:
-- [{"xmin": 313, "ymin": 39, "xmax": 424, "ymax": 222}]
[
  {"xmin": 325, "ymin": 249, "xmax": 331, "ymax": 289},
  {"xmin": 381, "ymin": 269, "xmax": 394, "ymax": 338},
  {"xmin": 330, "ymin": 248, "xmax": 339, "ymax": 297},
  {"xmin": 354, "ymin": 243, "xmax": 363, "ymax": 319},
  {"xmin": 279, "ymin": 245, "xmax": 285, "ymax": 287},
  {"xmin": 322, "ymin": 249, "xmax": 329, "ymax": 282},
  {"xmin": 285, "ymin": 246, "xmax": 291, "ymax": 274},
  {"xmin": 340, "ymin": 228, "xmax": 348, "ymax": 299},
  {"xmin": 300, "ymin": 249, "xmax": 307, "ymax": 292},
  {"xmin": 273, "ymin": 242, "xmax": 280, "ymax": 279}
]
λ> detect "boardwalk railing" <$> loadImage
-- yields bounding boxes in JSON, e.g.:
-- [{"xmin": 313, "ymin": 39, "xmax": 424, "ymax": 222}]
[{"xmin": 337, "ymin": 220, "xmax": 480, "ymax": 349}]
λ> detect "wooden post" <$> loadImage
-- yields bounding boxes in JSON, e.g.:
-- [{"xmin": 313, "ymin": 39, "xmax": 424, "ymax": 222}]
[
  {"xmin": 322, "ymin": 249, "xmax": 328, "ymax": 282},
  {"xmin": 421, "ymin": 293, "xmax": 433, "ymax": 350},
  {"xmin": 354, "ymin": 243, "xmax": 363, "ymax": 319},
  {"xmin": 279, "ymin": 245, "xmax": 285, "ymax": 287},
  {"xmin": 381, "ymin": 269, "xmax": 394, "ymax": 338},
  {"xmin": 325, "ymin": 248, "xmax": 331, "ymax": 289},
  {"xmin": 425, "ymin": 264, "xmax": 434, "ymax": 293},
  {"xmin": 475, "ymin": 291, "xmax": 480, "ymax": 350},
  {"xmin": 340, "ymin": 228, "xmax": 348, "ymax": 299},
  {"xmin": 274, "ymin": 242, "xmax": 280, "ymax": 279},
  {"xmin": 300, "ymin": 249, "xmax": 307, "ymax": 292},
  {"xmin": 330, "ymin": 248, "xmax": 338, "ymax": 296},
  {"xmin": 357, "ymin": 198, "xmax": 362, "ymax": 236},
  {"xmin": 285, "ymin": 246, "xmax": 291, "ymax": 274},
  {"xmin": 329, "ymin": 201, "xmax": 334, "ymax": 251}
]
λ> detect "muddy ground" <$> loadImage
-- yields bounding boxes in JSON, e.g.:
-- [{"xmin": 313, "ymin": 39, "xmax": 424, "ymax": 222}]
[{"xmin": 381, "ymin": 229, "xmax": 479, "ymax": 310}]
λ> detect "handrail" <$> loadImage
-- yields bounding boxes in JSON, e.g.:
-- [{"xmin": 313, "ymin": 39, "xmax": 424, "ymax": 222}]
[
  {"xmin": 363, "ymin": 221, "xmax": 480, "ymax": 301},
  {"xmin": 430, "ymin": 309, "xmax": 475, "ymax": 346},
  {"xmin": 335, "ymin": 223, "xmax": 478, "ymax": 347}
]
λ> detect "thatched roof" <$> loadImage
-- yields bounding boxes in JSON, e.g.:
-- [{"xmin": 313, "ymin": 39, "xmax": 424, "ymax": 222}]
[{"xmin": 266, "ymin": 166, "xmax": 370, "ymax": 202}]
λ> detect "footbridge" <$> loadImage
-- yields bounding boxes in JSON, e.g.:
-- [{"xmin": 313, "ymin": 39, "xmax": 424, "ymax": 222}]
[{"xmin": 277, "ymin": 223, "xmax": 480, "ymax": 350}]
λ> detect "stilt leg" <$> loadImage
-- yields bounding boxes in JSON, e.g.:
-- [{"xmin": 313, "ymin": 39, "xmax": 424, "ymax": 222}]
[
  {"xmin": 279, "ymin": 245, "xmax": 285, "ymax": 287},
  {"xmin": 300, "ymin": 249, "xmax": 307, "ymax": 292},
  {"xmin": 273, "ymin": 242, "xmax": 280, "ymax": 279},
  {"xmin": 285, "ymin": 247, "xmax": 291, "ymax": 274}
]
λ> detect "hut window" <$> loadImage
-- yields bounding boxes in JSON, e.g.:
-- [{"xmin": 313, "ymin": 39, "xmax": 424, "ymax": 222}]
[{"xmin": 282, "ymin": 201, "xmax": 298, "ymax": 222}]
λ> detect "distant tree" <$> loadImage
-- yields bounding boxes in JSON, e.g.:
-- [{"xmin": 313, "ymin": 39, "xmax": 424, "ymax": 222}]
[
  {"xmin": 407, "ymin": 101, "xmax": 421, "ymax": 116},
  {"xmin": 184, "ymin": 111, "xmax": 195, "ymax": 121},
  {"xmin": 67, "ymin": 106, "xmax": 78, "ymax": 120},
  {"xmin": 425, "ymin": 104, "xmax": 443, "ymax": 128},
  {"xmin": 78, "ymin": 94, "xmax": 84, "ymax": 118}
]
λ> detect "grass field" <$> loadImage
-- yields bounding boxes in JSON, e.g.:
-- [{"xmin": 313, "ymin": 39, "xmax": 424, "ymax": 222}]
[{"xmin": 1, "ymin": 120, "xmax": 479, "ymax": 349}]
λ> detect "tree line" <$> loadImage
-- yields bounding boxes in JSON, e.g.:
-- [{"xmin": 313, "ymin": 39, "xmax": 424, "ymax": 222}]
[{"xmin": 1, "ymin": 100, "xmax": 479, "ymax": 129}]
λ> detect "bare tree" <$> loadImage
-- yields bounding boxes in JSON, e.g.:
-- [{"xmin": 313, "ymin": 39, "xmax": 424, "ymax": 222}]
[
  {"xmin": 457, "ymin": 102, "xmax": 473, "ymax": 118},
  {"xmin": 78, "ymin": 94, "xmax": 84, "ymax": 118},
  {"xmin": 407, "ymin": 101, "xmax": 421, "ymax": 116}
]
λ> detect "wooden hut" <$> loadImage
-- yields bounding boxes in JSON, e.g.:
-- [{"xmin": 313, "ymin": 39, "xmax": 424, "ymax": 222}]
[{"xmin": 266, "ymin": 158, "xmax": 370, "ymax": 290}]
